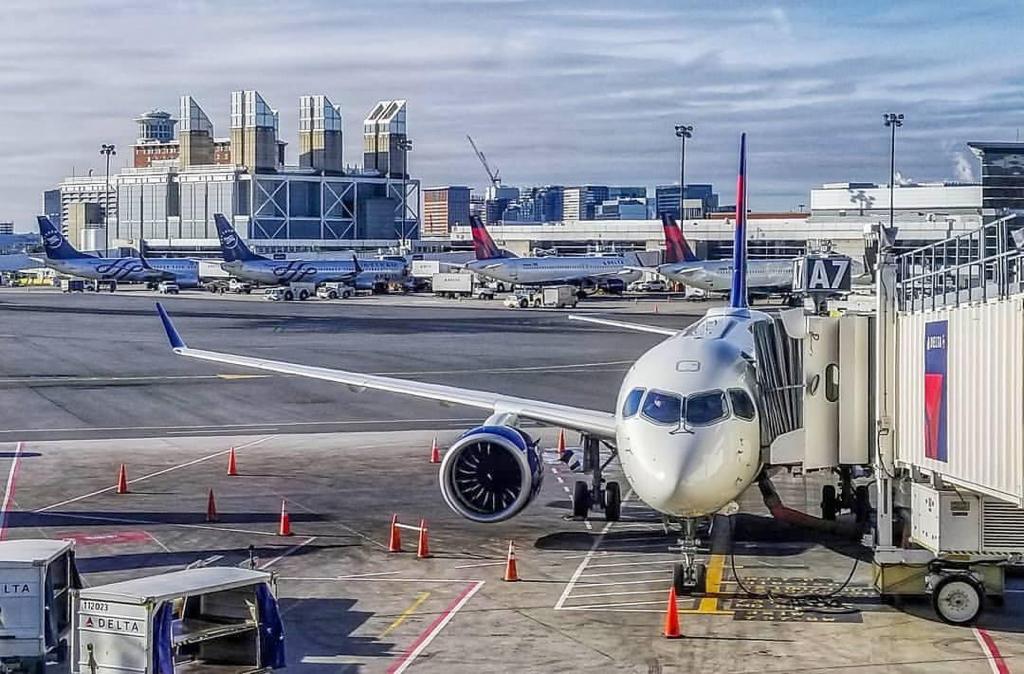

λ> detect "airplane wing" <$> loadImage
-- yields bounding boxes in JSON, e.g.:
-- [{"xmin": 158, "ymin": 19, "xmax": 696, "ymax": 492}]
[
  {"xmin": 154, "ymin": 304, "xmax": 617, "ymax": 439},
  {"xmin": 567, "ymin": 314, "xmax": 679, "ymax": 337}
]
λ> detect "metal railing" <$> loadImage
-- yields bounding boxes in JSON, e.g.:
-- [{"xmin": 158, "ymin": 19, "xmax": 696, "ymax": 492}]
[{"xmin": 896, "ymin": 215, "xmax": 1023, "ymax": 312}]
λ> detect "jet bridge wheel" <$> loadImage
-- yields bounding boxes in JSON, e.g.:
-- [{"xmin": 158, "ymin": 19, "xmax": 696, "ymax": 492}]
[
  {"xmin": 820, "ymin": 485, "xmax": 838, "ymax": 521},
  {"xmin": 572, "ymin": 480, "xmax": 591, "ymax": 518},
  {"xmin": 604, "ymin": 481, "xmax": 621, "ymax": 521},
  {"xmin": 932, "ymin": 574, "xmax": 984, "ymax": 626}
]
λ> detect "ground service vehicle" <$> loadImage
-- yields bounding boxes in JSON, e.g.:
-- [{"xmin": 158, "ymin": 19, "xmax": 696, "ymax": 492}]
[
  {"xmin": 317, "ymin": 282, "xmax": 355, "ymax": 300},
  {"xmin": 157, "ymin": 281, "xmax": 180, "ymax": 294},
  {"xmin": 431, "ymin": 272, "xmax": 476, "ymax": 298},
  {"xmin": 60, "ymin": 278, "xmax": 85, "ymax": 293},
  {"xmin": 264, "ymin": 281, "xmax": 316, "ymax": 301},
  {"xmin": 542, "ymin": 285, "xmax": 578, "ymax": 308}
]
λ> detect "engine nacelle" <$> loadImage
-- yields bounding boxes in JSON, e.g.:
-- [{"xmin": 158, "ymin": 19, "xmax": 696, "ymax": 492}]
[{"xmin": 438, "ymin": 425, "xmax": 544, "ymax": 523}]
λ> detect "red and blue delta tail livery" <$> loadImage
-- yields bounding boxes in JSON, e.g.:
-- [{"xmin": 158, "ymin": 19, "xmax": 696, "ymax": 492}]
[
  {"xmin": 660, "ymin": 214, "xmax": 699, "ymax": 264},
  {"xmin": 730, "ymin": 133, "xmax": 749, "ymax": 309},
  {"xmin": 469, "ymin": 215, "xmax": 508, "ymax": 261}
]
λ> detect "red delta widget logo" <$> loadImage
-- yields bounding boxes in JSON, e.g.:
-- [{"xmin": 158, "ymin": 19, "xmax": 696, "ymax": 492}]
[{"xmin": 924, "ymin": 321, "xmax": 948, "ymax": 462}]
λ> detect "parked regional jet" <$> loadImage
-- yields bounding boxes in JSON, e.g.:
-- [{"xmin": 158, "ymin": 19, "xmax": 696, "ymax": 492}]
[
  {"xmin": 156, "ymin": 134, "xmax": 775, "ymax": 594},
  {"xmin": 654, "ymin": 215, "xmax": 794, "ymax": 295},
  {"xmin": 213, "ymin": 214, "xmax": 407, "ymax": 290},
  {"xmin": 35, "ymin": 216, "xmax": 199, "ymax": 288},
  {"xmin": 464, "ymin": 216, "xmax": 641, "ymax": 295}
]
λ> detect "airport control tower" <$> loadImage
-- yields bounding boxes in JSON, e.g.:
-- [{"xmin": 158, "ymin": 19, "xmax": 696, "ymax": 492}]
[{"xmin": 363, "ymin": 100, "xmax": 408, "ymax": 179}]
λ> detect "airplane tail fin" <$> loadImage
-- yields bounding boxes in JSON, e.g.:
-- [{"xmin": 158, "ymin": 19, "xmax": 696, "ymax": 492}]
[
  {"xmin": 660, "ymin": 214, "xmax": 699, "ymax": 264},
  {"xmin": 730, "ymin": 133, "xmax": 749, "ymax": 309},
  {"xmin": 351, "ymin": 253, "xmax": 362, "ymax": 275},
  {"xmin": 213, "ymin": 214, "xmax": 265, "ymax": 263},
  {"xmin": 469, "ymin": 215, "xmax": 507, "ymax": 260},
  {"xmin": 37, "ymin": 216, "xmax": 89, "ymax": 260}
]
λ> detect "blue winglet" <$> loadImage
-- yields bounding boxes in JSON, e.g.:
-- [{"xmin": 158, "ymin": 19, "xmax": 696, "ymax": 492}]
[{"xmin": 155, "ymin": 303, "xmax": 186, "ymax": 350}]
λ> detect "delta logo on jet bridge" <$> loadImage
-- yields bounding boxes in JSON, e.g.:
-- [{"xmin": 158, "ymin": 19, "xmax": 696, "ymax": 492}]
[{"xmin": 924, "ymin": 320, "xmax": 948, "ymax": 462}]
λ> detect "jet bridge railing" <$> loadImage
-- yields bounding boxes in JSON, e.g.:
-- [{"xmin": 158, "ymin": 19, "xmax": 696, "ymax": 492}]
[{"xmin": 896, "ymin": 215, "xmax": 1023, "ymax": 313}]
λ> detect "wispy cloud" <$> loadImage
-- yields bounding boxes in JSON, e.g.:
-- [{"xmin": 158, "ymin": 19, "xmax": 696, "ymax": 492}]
[{"xmin": 0, "ymin": 0, "xmax": 1021, "ymax": 227}]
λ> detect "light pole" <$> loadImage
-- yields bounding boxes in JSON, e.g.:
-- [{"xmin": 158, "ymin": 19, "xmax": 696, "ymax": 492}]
[
  {"xmin": 99, "ymin": 143, "xmax": 116, "ymax": 254},
  {"xmin": 883, "ymin": 113, "xmax": 903, "ymax": 235},
  {"xmin": 397, "ymin": 138, "xmax": 413, "ymax": 241},
  {"xmin": 674, "ymin": 124, "xmax": 693, "ymax": 219}
]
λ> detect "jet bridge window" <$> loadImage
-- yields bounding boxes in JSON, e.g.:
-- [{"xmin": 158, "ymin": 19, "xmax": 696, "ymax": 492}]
[
  {"xmin": 641, "ymin": 390, "xmax": 682, "ymax": 425},
  {"xmin": 622, "ymin": 388, "xmax": 645, "ymax": 418},
  {"xmin": 684, "ymin": 390, "xmax": 728, "ymax": 426},
  {"xmin": 728, "ymin": 388, "xmax": 756, "ymax": 421}
]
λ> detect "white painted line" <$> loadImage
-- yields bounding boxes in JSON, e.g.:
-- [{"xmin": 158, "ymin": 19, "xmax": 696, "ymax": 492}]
[
  {"xmin": 301, "ymin": 656, "xmax": 362, "ymax": 665},
  {"xmin": 573, "ymin": 578, "xmax": 672, "ymax": 589},
  {"xmin": 387, "ymin": 581, "xmax": 484, "ymax": 674},
  {"xmin": 0, "ymin": 442, "xmax": 24, "ymax": 540},
  {"xmin": 570, "ymin": 588, "xmax": 669, "ymax": 599},
  {"xmin": 973, "ymin": 627, "xmax": 1009, "ymax": 674},
  {"xmin": 35, "ymin": 435, "xmax": 276, "ymax": 512},
  {"xmin": 562, "ymin": 600, "xmax": 665, "ymax": 610},
  {"xmin": 280, "ymin": 576, "xmax": 479, "ymax": 584},
  {"xmin": 584, "ymin": 520, "xmax": 593, "ymax": 531},
  {"xmin": 585, "ymin": 558, "xmax": 680, "ymax": 569},
  {"xmin": 454, "ymin": 561, "xmax": 505, "ymax": 569},
  {"xmin": 579, "ymin": 568, "xmax": 674, "ymax": 578},
  {"xmin": 554, "ymin": 487, "xmax": 634, "ymax": 610},
  {"xmin": 2, "ymin": 419, "xmax": 480, "ymax": 435},
  {"xmin": 37, "ymin": 510, "xmax": 291, "ymax": 537},
  {"xmin": 259, "ymin": 536, "xmax": 317, "ymax": 570}
]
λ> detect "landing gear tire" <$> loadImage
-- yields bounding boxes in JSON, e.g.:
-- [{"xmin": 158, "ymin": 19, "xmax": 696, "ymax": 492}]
[
  {"xmin": 673, "ymin": 561, "xmax": 707, "ymax": 596},
  {"xmin": 572, "ymin": 480, "xmax": 591, "ymax": 519},
  {"xmin": 932, "ymin": 575, "xmax": 984, "ymax": 626},
  {"xmin": 604, "ymin": 481, "xmax": 621, "ymax": 521},
  {"xmin": 853, "ymin": 484, "xmax": 871, "ymax": 524},
  {"xmin": 821, "ymin": 484, "xmax": 838, "ymax": 521}
]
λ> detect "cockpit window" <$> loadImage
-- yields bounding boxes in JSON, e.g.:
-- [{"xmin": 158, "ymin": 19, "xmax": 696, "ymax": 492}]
[
  {"xmin": 684, "ymin": 390, "xmax": 728, "ymax": 426},
  {"xmin": 728, "ymin": 388, "xmax": 756, "ymax": 421},
  {"xmin": 621, "ymin": 388, "xmax": 645, "ymax": 418},
  {"xmin": 641, "ymin": 390, "xmax": 682, "ymax": 425}
]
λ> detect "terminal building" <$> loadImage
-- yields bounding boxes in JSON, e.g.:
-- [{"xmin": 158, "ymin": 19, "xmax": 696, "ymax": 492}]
[{"xmin": 52, "ymin": 92, "xmax": 419, "ymax": 256}]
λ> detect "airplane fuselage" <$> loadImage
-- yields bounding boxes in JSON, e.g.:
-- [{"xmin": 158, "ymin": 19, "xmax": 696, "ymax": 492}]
[
  {"xmin": 614, "ymin": 306, "xmax": 767, "ymax": 517},
  {"xmin": 658, "ymin": 258, "xmax": 793, "ymax": 294},
  {"xmin": 466, "ymin": 256, "xmax": 641, "ymax": 288},
  {"xmin": 222, "ymin": 259, "xmax": 407, "ymax": 289},
  {"xmin": 45, "ymin": 257, "xmax": 200, "ymax": 287}
]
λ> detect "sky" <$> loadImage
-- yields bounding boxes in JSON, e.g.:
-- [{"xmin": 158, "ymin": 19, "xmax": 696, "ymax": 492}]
[{"xmin": 1, "ymin": 0, "xmax": 1022, "ymax": 230}]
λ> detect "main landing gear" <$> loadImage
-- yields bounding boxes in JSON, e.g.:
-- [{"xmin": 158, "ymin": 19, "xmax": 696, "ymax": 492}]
[
  {"xmin": 570, "ymin": 434, "xmax": 621, "ymax": 522},
  {"xmin": 671, "ymin": 518, "xmax": 707, "ymax": 596}
]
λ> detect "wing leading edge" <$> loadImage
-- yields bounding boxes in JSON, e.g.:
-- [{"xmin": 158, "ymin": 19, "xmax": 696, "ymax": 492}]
[{"xmin": 154, "ymin": 303, "xmax": 617, "ymax": 439}]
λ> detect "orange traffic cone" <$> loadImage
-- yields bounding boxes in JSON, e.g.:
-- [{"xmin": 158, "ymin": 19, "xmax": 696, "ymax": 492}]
[
  {"xmin": 227, "ymin": 448, "xmax": 238, "ymax": 476},
  {"xmin": 416, "ymin": 519, "xmax": 431, "ymax": 559},
  {"xmin": 388, "ymin": 514, "xmax": 402, "ymax": 552},
  {"xmin": 278, "ymin": 500, "xmax": 292, "ymax": 536},
  {"xmin": 116, "ymin": 464, "xmax": 129, "ymax": 494},
  {"xmin": 206, "ymin": 489, "xmax": 218, "ymax": 522},
  {"xmin": 662, "ymin": 587, "xmax": 682, "ymax": 638},
  {"xmin": 429, "ymin": 438, "xmax": 441, "ymax": 464},
  {"xmin": 556, "ymin": 429, "xmax": 566, "ymax": 457},
  {"xmin": 503, "ymin": 540, "xmax": 520, "ymax": 582}
]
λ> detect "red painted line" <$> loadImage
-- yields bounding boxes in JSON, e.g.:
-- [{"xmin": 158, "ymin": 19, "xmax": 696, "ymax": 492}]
[
  {"xmin": 60, "ymin": 531, "xmax": 153, "ymax": 546},
  {"xmin": 386, "ymin": 581, "xmax": 483, "ymax": 674},
  {"xmin": 0, "ymin": 442, "xmax": 25, "ymax": 541},
  {"xmin": 974, "ymin": 628, "xmax": 1010, "ymax": 674}
]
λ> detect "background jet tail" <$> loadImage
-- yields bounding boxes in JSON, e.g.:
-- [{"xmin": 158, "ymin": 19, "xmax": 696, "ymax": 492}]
[
  {"xmin": 660, "ymin": 215, "xmax": 700, "ymax": 264},
  {"xmin": 469, "ymin": 215, "xmax": 514, "ymax": 260},
  {"xmin": 730, "ymin": 133, "xmax": 749, "ymax": 309},
  {"xmin": 36, "ymin": 216, "xmax": 89, "ymax": 260},
  {"xmin": 213, "ymin": 214, "xmax": 266, "ymax": 263}
]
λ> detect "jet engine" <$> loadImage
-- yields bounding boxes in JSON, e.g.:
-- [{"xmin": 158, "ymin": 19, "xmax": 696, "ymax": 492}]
[{"xmin": 438, "ymin": 425, "xmax": 544, "ymax": 523}]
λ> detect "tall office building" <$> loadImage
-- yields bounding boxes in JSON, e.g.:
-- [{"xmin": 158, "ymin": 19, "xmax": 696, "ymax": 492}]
[
  {"xmin": 230, "ymin": 90, "xmax": 280, "ymax": 171},
  {"xmin": 43, "ymin": 189, "xmax": 61, "ymax": 229},
  {"xmin": 299, "ymin": 95, "xmax": 343, "ymax": 173},
  {"xmin": 422, "ymin": 186, "xmax": 471, "ymax": 237},
  {"xmin": 967, "ymin": 142, "xmax": 1024, "ymax": 212},
  {"xmin": 178, "ymin": 96, "xmax": 216, "ymax": 167},
  {"xmin": 363, "ymin": 100, "xmax": 408, "ymax": 178},
  {"xmin": 655, "ymin": 184, "xmax": 718, "ymax": 218},
  {"xmin": 563, "ymin": 185, "xmax": 609, "ymax": 220},
  {"xmin": 0, "ymin": 222, "xmax": 13, "ymax": 236}
]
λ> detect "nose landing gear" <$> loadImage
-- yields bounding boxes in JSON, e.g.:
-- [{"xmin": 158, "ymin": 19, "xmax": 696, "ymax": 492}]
[{"xmin": 671, "ymin": 518, "xmax": 708, "ymax": 595}]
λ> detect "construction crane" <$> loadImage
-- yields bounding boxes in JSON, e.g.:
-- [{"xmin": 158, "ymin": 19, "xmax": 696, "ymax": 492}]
[{"xmin": 467, "ymin": 135, "xmax": 501, "ymax": 188}]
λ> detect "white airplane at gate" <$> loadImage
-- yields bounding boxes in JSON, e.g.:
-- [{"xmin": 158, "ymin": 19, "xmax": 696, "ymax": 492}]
[{"xmin": 155, "ymin": 134, "xmax": 770, "ymax": 593}]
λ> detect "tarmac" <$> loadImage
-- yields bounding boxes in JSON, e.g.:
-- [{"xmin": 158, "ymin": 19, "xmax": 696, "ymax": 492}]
[{"xmin": 1, "ymin": 288, "xmax": 1022, "ymax": 672}]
